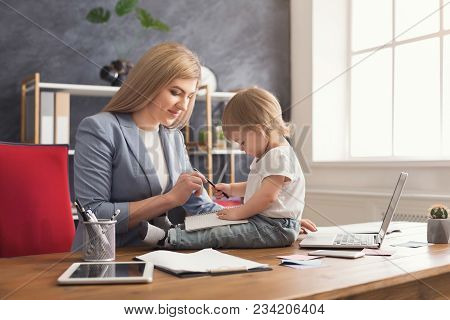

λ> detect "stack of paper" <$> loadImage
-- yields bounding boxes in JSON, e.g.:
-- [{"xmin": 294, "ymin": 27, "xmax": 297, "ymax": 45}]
[{"xmin": 136, "ymin": 248, "xmax": 270, "ymax": 277}]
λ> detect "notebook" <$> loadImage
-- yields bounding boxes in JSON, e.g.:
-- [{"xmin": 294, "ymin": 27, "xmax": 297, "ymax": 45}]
[
  {"xmin": 185, "ymin": 207, "xmax": 248, "ymax": 231},
  {"xmin": 135, "ymin": 248, "xmax": 271, "ymax": 277}
]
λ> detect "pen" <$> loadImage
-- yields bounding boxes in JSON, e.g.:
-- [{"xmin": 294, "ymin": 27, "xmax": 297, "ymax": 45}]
[
  {"xmin": 85, "ymin": 208, "xmax": 98, "ymax": 222},
  {"xmin": 193, "ymin": 168, "xmax": 229, "ymax": 198},
  {"xmin": 74, "ymin": 199, "xmax": 89, "ymax": 222},
  {"xmin": 111, "ymin": 209, "xmax": 120, "ymax": 221}
]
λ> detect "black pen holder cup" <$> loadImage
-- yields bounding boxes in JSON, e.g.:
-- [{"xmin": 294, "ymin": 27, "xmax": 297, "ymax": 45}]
[{"xmin": 82, "ymin": 219, "xmax": 116, "ymax": 262}]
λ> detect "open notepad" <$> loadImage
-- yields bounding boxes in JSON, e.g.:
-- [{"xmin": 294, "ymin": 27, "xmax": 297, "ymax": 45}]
[
  {"xmin": 135, "ymin": 248, "xmax": 271, "ymax": 277},
  {"xmin": 185, "ymin": 207, "xmax": 248, "ymax": 231}
]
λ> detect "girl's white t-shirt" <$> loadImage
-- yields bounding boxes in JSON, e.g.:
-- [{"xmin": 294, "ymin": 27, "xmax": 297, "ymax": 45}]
[
  {"xmin": 243, "ymin": 145, "xmax": 305, "ymax": 220},
  {"xmin": 139, "ymin": 127, "xmax": 169, "ymax": 193}
]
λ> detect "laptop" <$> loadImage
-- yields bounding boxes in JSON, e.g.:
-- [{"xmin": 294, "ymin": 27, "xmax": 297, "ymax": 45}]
[{"xmin": 300, "ymin": 172, "xmax": 408, "ymax": 249}]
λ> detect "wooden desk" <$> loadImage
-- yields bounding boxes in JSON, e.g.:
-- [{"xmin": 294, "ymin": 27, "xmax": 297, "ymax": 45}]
[{"xmin": 0, "ymin": 222, "xmax": 449, "ymax": 299}]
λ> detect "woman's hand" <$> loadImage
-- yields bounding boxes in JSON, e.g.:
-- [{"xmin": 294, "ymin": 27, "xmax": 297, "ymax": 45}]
[
  {"xmin": 213, "ymin": 183, "xmax": 232, "ymax": 199},
  {"xmin": 216, "ymin": 208, "xmax": 244, "ymax": 221},
  {"xmin": 166, "ymin": 172, "xmax": 206, "ymax": 206},
  {"xmin": 300, "ymin": 219, "xmax": 317, "ymax": 234}
]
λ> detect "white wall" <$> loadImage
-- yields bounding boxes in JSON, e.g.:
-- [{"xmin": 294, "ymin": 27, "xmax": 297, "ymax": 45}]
[{"xmin": 290, "ymin": 0, "xmax": 450, "ymax": 226}]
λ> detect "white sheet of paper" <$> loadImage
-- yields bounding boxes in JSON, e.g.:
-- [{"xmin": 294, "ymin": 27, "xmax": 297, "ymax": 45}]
[
  {"xmin": 281, "ymin": 259, "xmax": 323, "ymax": 266},
  {"xmin": 283, "ymin": 263, "xmax": 326, "ymax": 270},
  {"xmin": 277, "ymin": 254, "xmax": 321, "ymax": 261},
  {"xmin": 362, "ymin": 248, "xmax": 395, "ymax": 256},
  {"xmin": 391, "ymin": 241, "xmax": 428, "ymax": 248}
]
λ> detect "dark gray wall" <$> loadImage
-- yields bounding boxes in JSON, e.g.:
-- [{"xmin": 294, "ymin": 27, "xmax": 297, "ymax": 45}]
[
  {"xmin": 0, "ymin": 0, "xmax": 290, "ymax": 140},
  {"xmin": 0, "ymin": 0, "xmax": 290, "ymax": 190}
]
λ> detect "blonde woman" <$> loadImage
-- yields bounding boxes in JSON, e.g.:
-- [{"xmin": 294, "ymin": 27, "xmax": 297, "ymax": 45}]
[{"xmin": 72, "ymin": 43, "xmax": 315, "ymax": 250}]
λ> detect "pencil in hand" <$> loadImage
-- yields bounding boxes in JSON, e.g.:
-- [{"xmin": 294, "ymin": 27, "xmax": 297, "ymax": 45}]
[{"xmin": 193, "ymin": 168, "xmax": 229, "ymax": 198}]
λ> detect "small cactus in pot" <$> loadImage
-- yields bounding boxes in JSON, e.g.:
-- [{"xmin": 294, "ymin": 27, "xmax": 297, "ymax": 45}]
[{"xmin": 427, "ymin": 204, "xmax": 450, "ymax": 244}]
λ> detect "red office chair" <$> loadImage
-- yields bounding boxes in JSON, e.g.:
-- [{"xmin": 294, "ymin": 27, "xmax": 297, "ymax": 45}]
[{"xmin": 0, "ymin": 142, "xmax": 75, "ymax": 257}]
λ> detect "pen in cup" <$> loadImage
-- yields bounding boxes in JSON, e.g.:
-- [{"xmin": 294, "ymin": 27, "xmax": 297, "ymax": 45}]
[
  {"xmin": 74, "ymin": 199, "xmax": 89, "ymax": 222},
  {"xmin": 74, "ymin": 199, "xmax": 98, "ymax": 222},
  {"xmin": 74, "ymin": 199, "xmax": 108, "ymax": 256},
  {"xmin": 111, "ymin": 209, "xmax": 120, "ymax": 221},
  {"xmin": 86, "ymin": 209, "xmax": 98, "ymax": 222},
  {"xmin": 193, "ymin": 168, "xmax": 229, "ymax": 198}
]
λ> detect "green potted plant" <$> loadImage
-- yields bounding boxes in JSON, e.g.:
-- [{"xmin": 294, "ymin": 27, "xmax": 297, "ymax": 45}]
[
  {"xmin": 198, "ymin": 128, "xmax": 208, "ymax": 152},
  {"xmin": 427, "ymin": 204, "xmax": 450, "ymax": 244},
  {"xmin": 214, "ymin": 121, "xmax": 226, "ymax": 149},
  {"xmin": 86, "ymin": 0, "xmax": 170, "ymax": 85}
]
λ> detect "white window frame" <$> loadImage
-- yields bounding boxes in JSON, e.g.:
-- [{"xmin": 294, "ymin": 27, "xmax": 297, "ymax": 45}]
[
  {"xmin": 298, "ymin": 0, "xmax": 450, "ymax": 166},
  {"xmin": 347, "ymin": 0, "xmax": 450, "ymax": 162}
]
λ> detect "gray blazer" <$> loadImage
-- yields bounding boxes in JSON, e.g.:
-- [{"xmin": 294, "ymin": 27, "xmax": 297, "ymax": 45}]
[{"xmin": 71, "ymin": 112, "xmax": 221, "ymax": 249}]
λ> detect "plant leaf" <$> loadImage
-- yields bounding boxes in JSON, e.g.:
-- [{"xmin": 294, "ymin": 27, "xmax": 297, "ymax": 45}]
[
  {"xmin": 115, "ymin": 0, "xmax": 138, "ymax": 16},
  {"xmin": 135, "ymin": 8, "xmax": 153, "ymax": 28},
  {"xmin": 86, "ymin": 7, "xmax": 111, "ymax": 23},
  {"xmin": 135, "ymin": 8, "xmax": 170, "ymax": 31},
  {"xmin": 149, "ymin": 18, "xmax": 170, "ymax": 32}
]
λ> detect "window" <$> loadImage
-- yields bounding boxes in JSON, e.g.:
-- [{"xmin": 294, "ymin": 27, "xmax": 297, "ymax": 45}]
[{"xmin": 312, "ymin": 0, "xmax": 450, "ymax": 161}]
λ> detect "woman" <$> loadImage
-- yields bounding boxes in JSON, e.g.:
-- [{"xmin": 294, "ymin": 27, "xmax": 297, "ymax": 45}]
[{"xmin": 71, "ymin": 42, "xmax": 316, "ymax": 249}]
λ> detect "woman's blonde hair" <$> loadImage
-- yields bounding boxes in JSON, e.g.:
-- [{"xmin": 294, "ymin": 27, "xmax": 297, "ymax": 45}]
[
  {"xmin": 222, "ymin": 87, "xmax": 290, "ymax": 140},
  {"xmin": 102, "ymin": 42, "xmax": 201, "ymax": 128}
]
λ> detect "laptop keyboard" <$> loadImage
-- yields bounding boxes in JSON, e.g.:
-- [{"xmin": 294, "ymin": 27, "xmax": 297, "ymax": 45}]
[{"xmin": 333, "ymin": 234, "xmax": 376, "ymax": 246}]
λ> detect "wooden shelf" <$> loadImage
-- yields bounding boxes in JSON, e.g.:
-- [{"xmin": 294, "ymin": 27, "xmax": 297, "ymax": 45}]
[
  {"xmin": 27, "ymin": 82, "xmax": 119, "ymax": 97},
  {"xmin": 27, "ymin": 81, "xmax": 235, "ymax": 100}
]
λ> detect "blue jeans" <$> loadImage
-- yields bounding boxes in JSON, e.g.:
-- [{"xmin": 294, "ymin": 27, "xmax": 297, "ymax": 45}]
[{"xmin": 167, "ymin": 214, "xmax": 300, "ymax": 249}]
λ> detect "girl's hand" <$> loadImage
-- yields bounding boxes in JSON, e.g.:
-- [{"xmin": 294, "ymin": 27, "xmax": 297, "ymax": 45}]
[
  {"xmin": 167, "ymin": 172, "xmax": 206, "ymax": 206},
  {"xmin": 216, "ymin": 208, "xmax": 243, "ymax": 221},
  {"xmin": 213, "ymin": 183, "xmax": 232, "ymax": 199},
  {"xmin": 300, "ymin": 219, "xmax": 317, "ymax": 234}
]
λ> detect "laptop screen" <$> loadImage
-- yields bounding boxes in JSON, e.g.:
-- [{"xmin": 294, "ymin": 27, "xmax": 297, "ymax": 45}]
[{"xmin": 378, "ymin": 172, "xmax": 408, "ymax": 240}]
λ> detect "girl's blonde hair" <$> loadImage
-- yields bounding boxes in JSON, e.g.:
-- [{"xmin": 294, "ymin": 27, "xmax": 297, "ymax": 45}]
[
  {"xmin": 102, "ymin": 42, "xmax": 201, "ymax": 129},
  {"xmin": 222, "ymin": 87, "xmax": 290, "ymax": 139}
]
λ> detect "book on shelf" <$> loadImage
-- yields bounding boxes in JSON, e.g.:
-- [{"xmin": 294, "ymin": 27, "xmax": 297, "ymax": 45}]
[
  {"xmin": 40, "ymin": 92, "xmax": 54, "ymax": 144},
  {"xmin": 54, "ymin": 92, "xmax": 70, "ymax": 144}
]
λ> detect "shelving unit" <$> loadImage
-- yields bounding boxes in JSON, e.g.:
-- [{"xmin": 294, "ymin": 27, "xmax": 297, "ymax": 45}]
[
  {"xmin": 184, "ymin": 85, "xmax": 241, "ymax": 195},
  {"xmin": 20, "ymin": 73, "xmax": 241, "ymax": 195},
  {"xmin": 21, "ymin": 73, "xmax": 119, "ymax": 145}
]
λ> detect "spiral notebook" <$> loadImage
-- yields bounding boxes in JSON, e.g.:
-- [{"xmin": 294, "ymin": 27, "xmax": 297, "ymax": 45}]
[{"xmin": 185, "ymin": 207, "xmax": 248, "ymax": 232}]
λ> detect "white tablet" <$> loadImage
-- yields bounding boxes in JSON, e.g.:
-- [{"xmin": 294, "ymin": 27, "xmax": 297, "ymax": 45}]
[{"xmin": 57, "ymin": 261, "xmax": 153, "ymax": 285}]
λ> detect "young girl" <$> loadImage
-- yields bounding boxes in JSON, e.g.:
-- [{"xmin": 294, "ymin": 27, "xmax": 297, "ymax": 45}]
[{"xmin": 141, "ymin": 87, "xmax": 306, "ymax": 249}]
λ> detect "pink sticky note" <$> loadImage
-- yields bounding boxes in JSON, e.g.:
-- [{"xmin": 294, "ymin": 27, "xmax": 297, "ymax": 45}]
[
  {"xmin": 277, "ymin": 254, "xmax": 322, "ymax": 261},
  {"xmin": 362, "ymin": 248, "xmax": 394, "ymax": 256}
]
